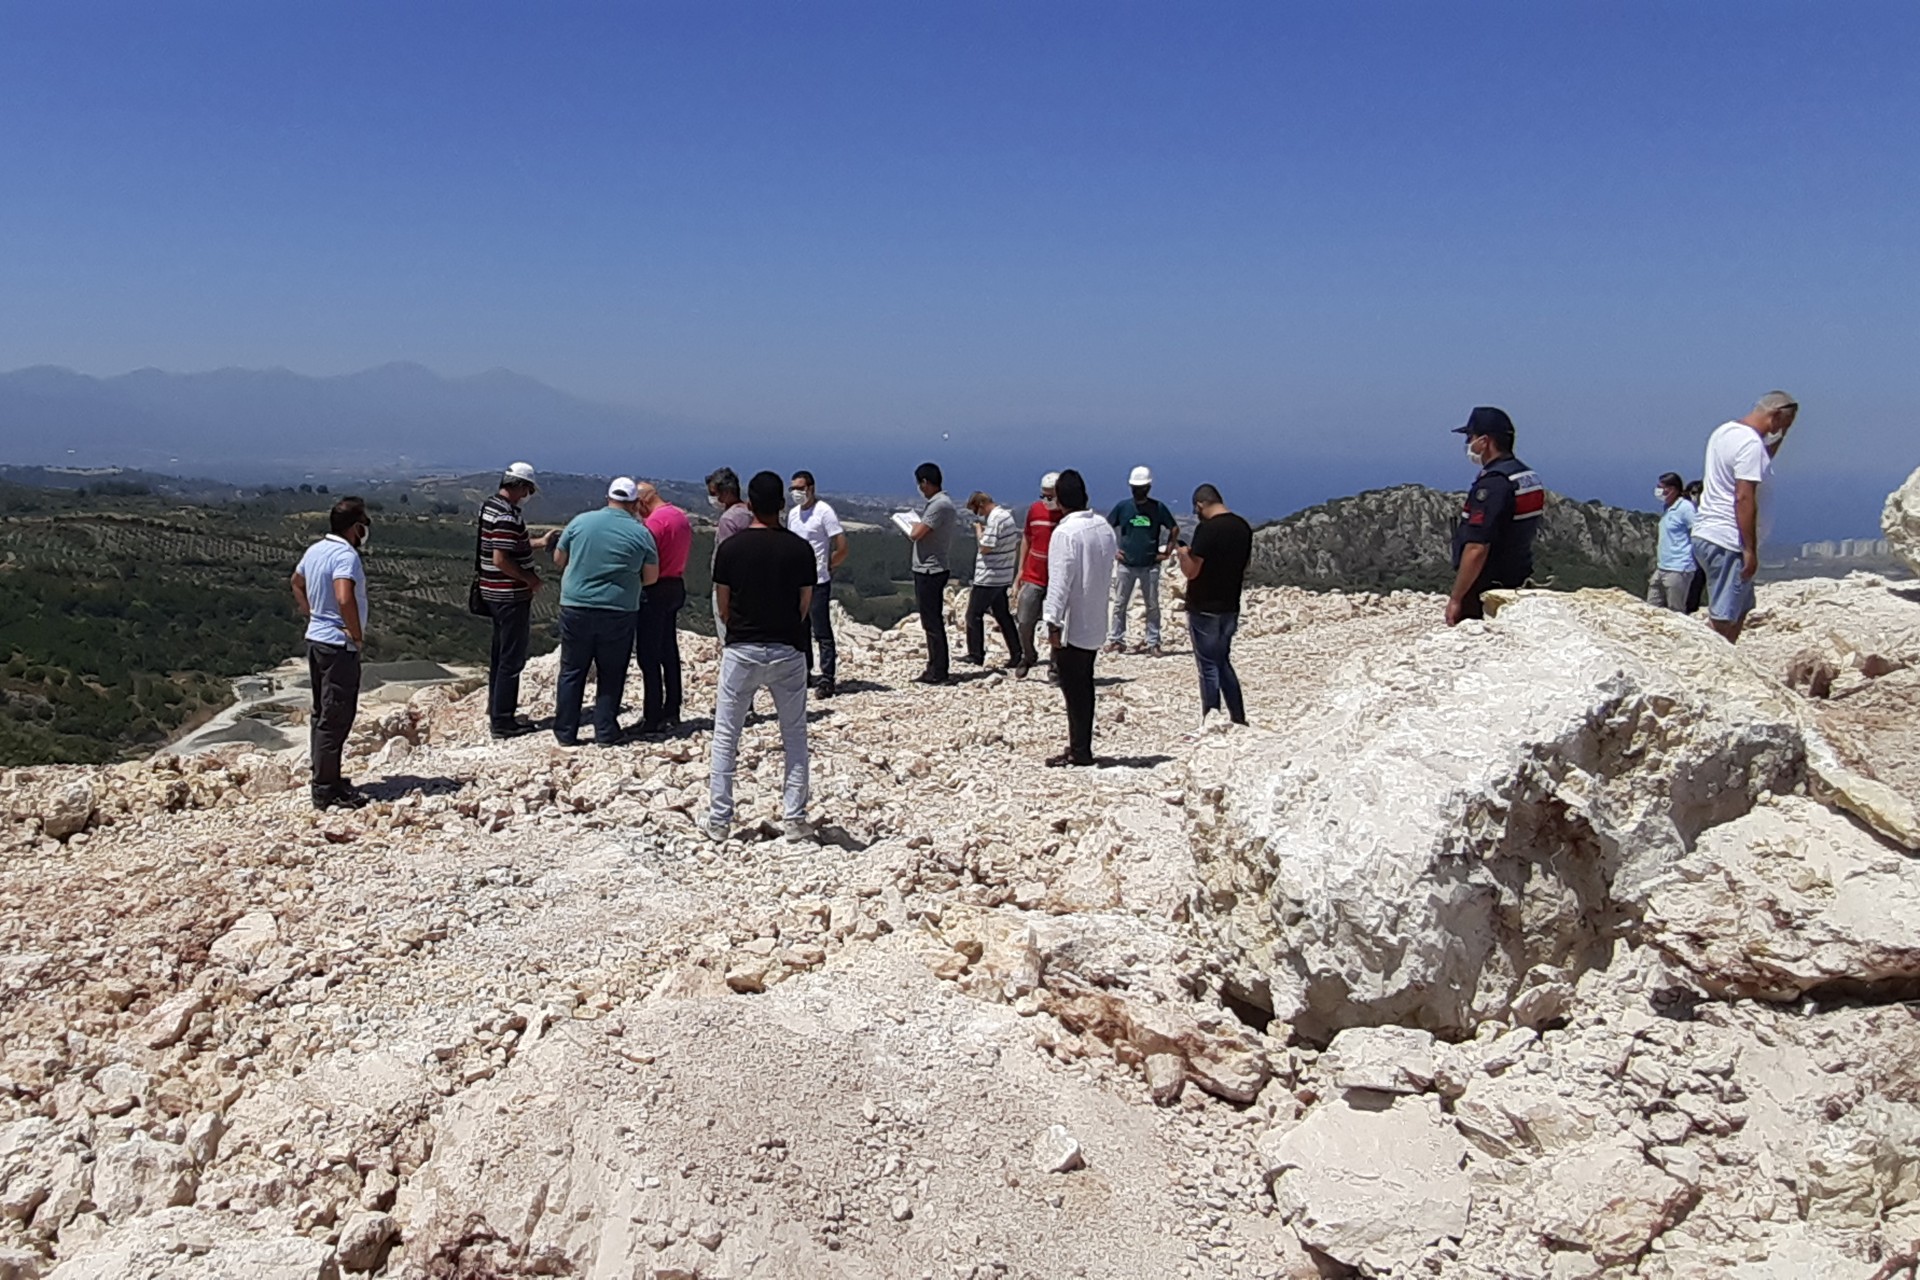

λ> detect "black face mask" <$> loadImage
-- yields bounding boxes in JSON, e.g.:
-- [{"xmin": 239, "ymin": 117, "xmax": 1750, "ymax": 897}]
[{"xmin": 1131, "ymin": 485, "xmax": 1150, "ymax": 503}]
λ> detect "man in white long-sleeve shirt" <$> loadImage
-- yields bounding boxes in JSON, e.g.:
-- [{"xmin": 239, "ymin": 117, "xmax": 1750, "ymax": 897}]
[{"xmin": 1043, "ymin": 469, "xmax": 1117, "ymax": 767}]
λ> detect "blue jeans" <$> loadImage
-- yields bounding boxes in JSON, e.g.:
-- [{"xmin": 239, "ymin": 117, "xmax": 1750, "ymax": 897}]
[
  {"xmin": 554, "ymin": 607, "xmax": 636, "ymax": 744},
  {"xmin": 807, "ymin": 577, "xmax": 837, "ymax": 682},
  {"xmin": 1188, "ymin": 611, "xmax": 1245, "ymax": 724},
  {"xmin": 1109, "ymin": 563, "xmax": 1163, "ymax": 647},
  {"xmin": 709, "ymin": 643, "xmax": 810, "ymax": 823}
]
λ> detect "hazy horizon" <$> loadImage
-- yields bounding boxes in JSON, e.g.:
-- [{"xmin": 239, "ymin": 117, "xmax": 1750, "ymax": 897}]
[{"xmin": 3, "ymin": 4, "xmax": 1915, "ymax": 541}]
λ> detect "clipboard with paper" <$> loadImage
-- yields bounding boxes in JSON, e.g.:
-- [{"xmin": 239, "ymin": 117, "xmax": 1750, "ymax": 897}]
[{"xmin": 890, "ymin": 511, "xmax": 919, "ymax": 538}]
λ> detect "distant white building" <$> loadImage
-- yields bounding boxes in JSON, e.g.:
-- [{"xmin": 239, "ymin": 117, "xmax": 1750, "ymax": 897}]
[{"xmin": 1796, "ymin": 538, "xmax": 1890, "ymax": 560}]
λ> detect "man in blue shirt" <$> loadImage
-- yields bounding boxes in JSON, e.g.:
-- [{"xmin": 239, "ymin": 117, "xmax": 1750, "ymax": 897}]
[
  {"xmin": 291, "ymin": 497, "xmax": 371, "ymax": 810},
  {"xmin": 1647, "ymin": 471, "xmax": 1697, "ymax": 612},
  {"xmin": 551, "ymin": 478, "xmax": 660, "ymax": 746}
]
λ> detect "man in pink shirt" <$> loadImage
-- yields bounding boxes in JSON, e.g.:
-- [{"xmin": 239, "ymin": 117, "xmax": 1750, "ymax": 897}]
[{"xmin": 635, "ymin": 481, "xmax": 693, "ymax": 733}]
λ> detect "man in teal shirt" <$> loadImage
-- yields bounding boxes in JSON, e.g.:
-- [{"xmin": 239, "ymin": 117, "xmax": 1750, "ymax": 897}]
[
  {"xmin": 1106, "ymin": 465, "xmax": 1180, "ymax": 655},
  {"xmin": 551, "ymin": 478, "xmax": 660, "ymax": 746}
]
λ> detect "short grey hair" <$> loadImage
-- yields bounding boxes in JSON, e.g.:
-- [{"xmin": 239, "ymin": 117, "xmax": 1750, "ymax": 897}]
[{"xmin": 1754, "ymin": 390, "xmax": 1798, "ymax": 415}]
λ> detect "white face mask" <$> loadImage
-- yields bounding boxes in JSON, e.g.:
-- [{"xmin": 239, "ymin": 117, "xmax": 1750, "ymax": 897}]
[
  {"xmin": 1043, "ymin": 495, "xmax": 1059, "ymax": 511},
  {"xmin": 1466, "ymin": 441, "xmax": 1484, "ymax": 466},
  {"xmin": 790, "ymin": 489, "xmax": 807, "ymax": 507},
  {"xmin": 707, "ymin": 494, "xmax": 724, "ymax": 512},
  {"xmin": 1654, "ymin": 487, "xmax": 1669, "ymax": 502},
  {"xmin": 1762, "ymin": 429, "xmax": 1787, "ymax": 450},
  {"xmin": 358, "ymin": 524, "xmax": 371, "ymax": 551}
]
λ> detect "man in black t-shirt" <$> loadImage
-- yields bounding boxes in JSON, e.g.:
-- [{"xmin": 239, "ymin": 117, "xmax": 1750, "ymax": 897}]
[
  {"xmin": 1174, "ymin": 484, "xmax": 1253, "ymax": 725},
  {"xmin": 706, "ymin": 471, "xmax": 820, "ymax": 843}
]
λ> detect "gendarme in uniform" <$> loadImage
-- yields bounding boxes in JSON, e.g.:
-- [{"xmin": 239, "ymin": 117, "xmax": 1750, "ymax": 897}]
[{"xmin": 1450, "ymin": 407, "xmax": 1544, "ymax": 618}]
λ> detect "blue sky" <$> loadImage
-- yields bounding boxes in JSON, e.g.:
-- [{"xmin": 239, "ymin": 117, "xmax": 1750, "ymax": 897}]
[{"xmin": 2, "ymin": 2, "xmax": 1915, "ymax": 537}]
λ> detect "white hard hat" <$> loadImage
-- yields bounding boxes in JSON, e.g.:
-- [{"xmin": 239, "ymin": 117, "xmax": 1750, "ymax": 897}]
[
  {"xmin": 607, "ymin": 476, "xmax": 639, "ymax": 502},
  {"xmin": 1041, "ymin": 472, "xmax": 1060, "ymax": 490},
  {"xmin": 503, "ymin": 461, "xmax": 538, "ymax": 491},
  {"xmin": 1129, "ymin": 465, "xmax": 1153, "ymax": 487}
]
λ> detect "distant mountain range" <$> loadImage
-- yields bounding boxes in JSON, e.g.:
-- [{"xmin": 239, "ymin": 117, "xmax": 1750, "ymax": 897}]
[
  {"xmin": 1250, "ymin": 483, "xmax": 1658, "ymax": 595},
  {"xmin": 0, "ymin": 363, "xmax": 685, "ymax": 479}
]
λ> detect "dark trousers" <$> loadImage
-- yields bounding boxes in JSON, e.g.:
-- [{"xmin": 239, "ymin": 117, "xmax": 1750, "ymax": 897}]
[
  {"xmin": 806, "ymin": 577, "xmax": 838, "ymax": 682},
  {"xmin": 1055, "ymin": 644, "xmax": 1097, "ymax": 761},
  {"xmin": 555, "ymin": 607, "xmax": 636, "ymax": 744},
  {"xmin": 914, "ymin": 570, "xmax": 951, "ymax": 679},
  {"xmin": 487, "ymin": 596, "xmax": 533, "ymax": 731},
  {"xmin": 965, "ymin": 584, "xmax": 1021, "ymax": 665},
  {"xmin": 1188, "ymin": 611, "xmax": 1246, "ymax": 724},
  {"xmin": 635, "ymin": 576, "xmax": 686, "ymax": 726},
  {"xmin": 307, "ymin": 641, "xmax": 361, "ymax": 792}
]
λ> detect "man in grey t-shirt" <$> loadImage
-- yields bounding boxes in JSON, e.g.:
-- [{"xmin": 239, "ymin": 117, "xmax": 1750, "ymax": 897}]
[{"xmin": 908, "ymin": 461, "xmax": 957, "ymax": 684}]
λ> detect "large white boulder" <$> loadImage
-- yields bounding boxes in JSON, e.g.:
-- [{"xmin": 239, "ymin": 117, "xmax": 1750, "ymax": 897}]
[
  {"xmin": 1186, "ymin": 591, "xmax": 1812, "ymax": 1039},
  {"xmin": 1883, "ymin": 464, "xmax": 1920, "ymax": 575},
  {"xmin": 1644, "ymin": 796, "xmax": 1920, "ymax": 999}
]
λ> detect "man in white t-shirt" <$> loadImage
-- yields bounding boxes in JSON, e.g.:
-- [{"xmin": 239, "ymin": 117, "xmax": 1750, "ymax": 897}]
[
  {"xmin": 1691, "ymin": 391, "xmax": 1798, "ymax": 643},
  {"xmin": 786, "ymin": 470, "xmax": 848, "ymax": 697}
]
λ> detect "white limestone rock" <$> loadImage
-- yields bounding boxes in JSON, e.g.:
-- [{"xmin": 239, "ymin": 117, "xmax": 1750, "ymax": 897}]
[
  {"xmin": 1645, "ymin": 797, "xmax": 1920, "ymax": 1000},
  {"xmin": 1188, "ymin": 590, "xmax": 1810, "ymax": 1038},
  {"xmin": 1320, "ymin": 1024, "xmax": 1436, "ymax": 1094},
  {"xmin": 1259, "ymin": 1093, "xmax": 1470, "ymax": 1272},
  {"xmin": 91, "ymin": 1133, "xmax": 197, "ymax": 1223},
  {"xmin": 42, "ymin": 779, "xmax": 96, "ymax": 841},
  {"xmin": 1524, "ymin": 1138, "xmax": 1698, "ymax": 1266},
  {"xmin": 208, "ymin": 911, "xmax": 280, "ymax": 970},
  {"xmin": 1883, "ymin": 464, "xmax": 1920, "ymax": 575}
]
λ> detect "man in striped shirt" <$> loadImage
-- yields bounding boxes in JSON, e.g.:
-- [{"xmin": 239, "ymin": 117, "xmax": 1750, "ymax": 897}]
[
  {"xmin": 963, "ymin": 491, "xmax": 1022, "ymax": 667},
  {"xmin": 478, "ymin": 462, "xmax": 558, "ymax": 738}
]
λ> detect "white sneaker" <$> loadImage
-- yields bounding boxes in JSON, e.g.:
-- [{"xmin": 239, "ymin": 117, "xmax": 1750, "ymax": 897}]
[
  {"xmin": 782, "ymin": 817, "xmax": 819, "ymax": 844},
  {"xmin": 701, "ymin": 814, "xmax": 730, "ymax": 842}
]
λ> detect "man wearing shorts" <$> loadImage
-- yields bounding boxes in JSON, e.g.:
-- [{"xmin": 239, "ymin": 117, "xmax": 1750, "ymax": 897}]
[{"xmin": 1692, "ymin": 392, "xmax": 1799, "ymax": 644}]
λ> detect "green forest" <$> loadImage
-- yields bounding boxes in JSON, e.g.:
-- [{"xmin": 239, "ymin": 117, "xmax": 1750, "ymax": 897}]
[{"xmin": 0, "ymin": 483, "xmax": 970, "ymax": 765}]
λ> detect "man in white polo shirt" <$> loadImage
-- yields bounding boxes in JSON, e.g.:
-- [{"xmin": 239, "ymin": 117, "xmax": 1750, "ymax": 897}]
[
  {"xmin": 1692, "ymin": 391, "xmax": 1798, "ymax": 644},
  {"xmin": 786, "ymin": 470, "xmax": 848, "ymax": 698},
  {"xmin": 291, "ymin": 497, "xmax": 372, "ymax": 810}
]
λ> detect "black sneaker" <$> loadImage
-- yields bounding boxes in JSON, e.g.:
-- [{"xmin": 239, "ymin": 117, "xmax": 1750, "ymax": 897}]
[
  {"xmin": 912, "ymin": 672, "xmax": 949, "ymax": 686},
  {"xmin": 312, "ymin": 785, "xmax": 369, "ymax": 811},
  {"xmin": 816, "ymin": 679, "xmax": 837, "ymax": 699},
  {"xmin": 491, "ymin": 722, "xmax": 539, "ymax": 741}
]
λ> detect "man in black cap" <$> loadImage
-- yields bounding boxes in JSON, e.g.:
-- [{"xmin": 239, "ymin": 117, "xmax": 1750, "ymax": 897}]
[{"xmin": 1447, "ymin": 407, "xmax": 1544, "ymax": 626}]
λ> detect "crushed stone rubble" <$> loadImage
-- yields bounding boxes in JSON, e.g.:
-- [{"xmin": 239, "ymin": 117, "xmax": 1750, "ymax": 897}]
[{"xmin": 1, "ymin": 574, "xmax": 1918, "ymax": 1278}]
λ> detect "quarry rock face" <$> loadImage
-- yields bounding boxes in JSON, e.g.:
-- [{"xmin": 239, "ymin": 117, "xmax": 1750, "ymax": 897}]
[
  {"xmin": 1185, "ymin": 590, "xmax": 1811, "ymax": 1040},
  {"xmin": 1884, "ymin": 463, "xmax": 1920, "ymax": 575},
  {"xmin": 3, "ymin": 570, "xmax": 1919, "ymax": 1278}
]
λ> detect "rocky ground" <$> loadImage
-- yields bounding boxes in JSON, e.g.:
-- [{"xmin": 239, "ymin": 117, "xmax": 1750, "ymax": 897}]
[{"xmin": 3, "ymin": 563, "xmax": 1919, "ymax": 1279}]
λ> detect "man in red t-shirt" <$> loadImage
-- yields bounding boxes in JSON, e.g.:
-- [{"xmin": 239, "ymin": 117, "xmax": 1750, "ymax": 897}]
[
  {"xmin": 1013, "ymin": 471, "xmax": 1060, "ymax": 680},
  {"xmin": 635, "ymin": 481, "xmax": 693, "ymax": 733}
]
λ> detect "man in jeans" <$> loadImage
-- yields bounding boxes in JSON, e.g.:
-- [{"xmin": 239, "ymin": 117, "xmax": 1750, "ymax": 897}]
[
  {"xmin": 1044, "ymin": 470, "xmax": 1117, "ymax": 767},
  {"xmin": 291, "ymin": 497, "xmax": 371, "ymax": 809},
  {"xmin": 478, "ymin": 462, "xmax": 557, "ymax": 739},
  {"xmin": 907, "ymin": 461, "xmax": 957, "ymax": 685},
  {"xmin": 963, "ymin": 490, "xmax": 1022, "ymax": 666},
  {"xmin": 551, "ymin": 478, "xmax": 659, "ymax": 747},
  {"xmin": 1106, "ymin": 465, "xmax": 1179, "ymax": 656},
  {"xmin": 1175, "ymin": 484, "xmax": 1253, "ymax": 725},
  {"xmin": 706, "ymin": 471, "xmax": 819, "ymax": 842},
  {"xmin": 786, "ymin": 470, "xmax": 848, "ymax": 697},
  {"xmin": 635, "ymin": 481, "xmax": 691, "ymax": 733},
  {"xmin": 1013, "ymin": 472, "xmax": 1059, "ymax": 681}
]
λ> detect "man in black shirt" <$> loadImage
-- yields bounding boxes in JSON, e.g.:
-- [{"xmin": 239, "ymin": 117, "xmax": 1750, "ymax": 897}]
[
  {"xmin": 706, "ymin": 470, "xmax": 819, "ymax": 843},
  {"xmin": 1447, "ymin": 407, "xmax": 1544, "ymax": 625},
  {"xmin": 1174, "ymin": 484, "xmax": 1253, "ymax": 725}
]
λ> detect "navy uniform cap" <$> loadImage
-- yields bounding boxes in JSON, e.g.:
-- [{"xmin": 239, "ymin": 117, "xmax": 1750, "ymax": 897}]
[{"xmin": 1453, "ymin": 406, "xmax": 1515, "ymax": 443}]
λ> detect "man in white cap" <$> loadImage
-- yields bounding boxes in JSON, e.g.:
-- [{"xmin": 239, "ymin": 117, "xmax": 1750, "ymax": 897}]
[
  {"xmin": 1105, "ymin": 465, "xmax": 1180, "ymax": 656},
  {"xmin": 549, "ymin": 478, "xmax": 659, "ymax": 746},
  {"xmin": 1013, "ymin": 472, "xmax": 1060, "ymax": 680},
  {"xmin": 477, "ymin": 461, "xmax": 557, "ymax": 739}
]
